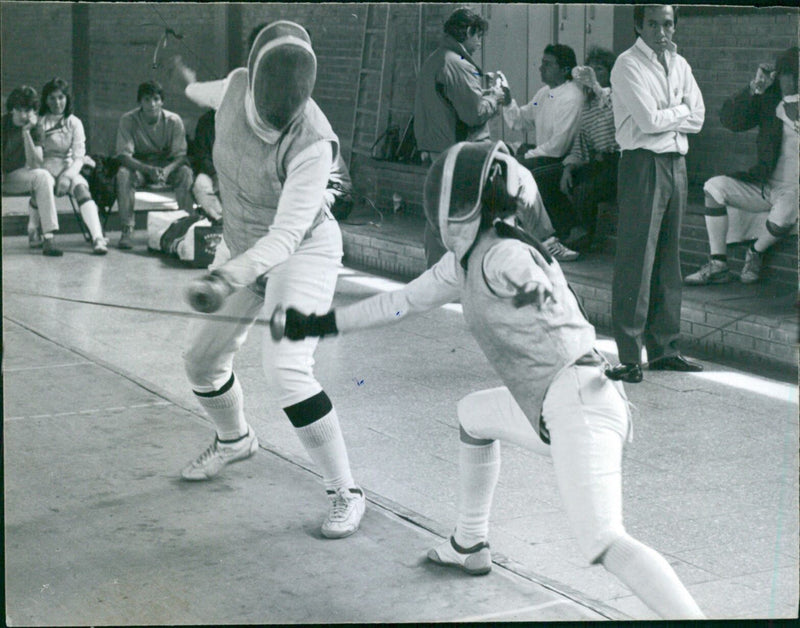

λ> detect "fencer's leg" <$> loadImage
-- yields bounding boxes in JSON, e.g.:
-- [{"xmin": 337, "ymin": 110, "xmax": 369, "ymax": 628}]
[
  {"xmin": 545, "ymin": 365, "xmax": 704, "ymax": 619},
  {"xmin": 181, "ymin": 288, "xmax": 262, "ymax": 480},
  {"xmin": 287, "ymin": 392, "xmax": 356, "ymax": 492},
  {"xmin": 600, "ymin": 534, "xmax": 705, "ymax": 619},
  {"xmin": 263, "ymin": 219, "xmax": 364, "ymax": 537}
]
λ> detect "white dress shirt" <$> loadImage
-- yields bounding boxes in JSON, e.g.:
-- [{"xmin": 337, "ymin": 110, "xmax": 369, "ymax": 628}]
[
  {"xmin": 610, "ymin": 37, "xmax": 705, "ymax": 154},
  {"xmin": 503, "ymin": 81, "xmax": 585, "ymax": 159}
]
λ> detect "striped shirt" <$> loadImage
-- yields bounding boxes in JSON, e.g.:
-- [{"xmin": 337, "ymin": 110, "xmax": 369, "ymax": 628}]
[{"xmin": 563, "ymin": 89, "xmax": 618, "ymax": 167}]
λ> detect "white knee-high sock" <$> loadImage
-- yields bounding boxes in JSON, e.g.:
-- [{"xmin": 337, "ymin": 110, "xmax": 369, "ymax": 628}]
[
  {"xmin": 602, "ymin": 534, "xmax": 705, "ymax": 619},
  {"xmin": 704, "ymin": 214, "xmax": 728, "ymax": 257},
  {"xmin": 454, "ymin": 440, "xmax": 501, "ymax": 548},
  {"xmin": 194, "ymin": 376, "xmax": 248, "ymax": 441},
  {"xmin": 78, "ymin": 200, "xmax": 104, "ymax": 240},
  {"xmin": 294, "ymin": 409, "xmax": 355, "ymax": 491}
]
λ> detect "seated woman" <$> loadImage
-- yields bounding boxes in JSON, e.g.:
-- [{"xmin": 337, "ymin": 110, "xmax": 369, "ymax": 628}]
[
  {"xmin": 1, "ymin": 85, "xmax": 62, "ymax": 256},
  {"xmin": 36, "ymin": 77, "xmax": 107, "ymax": 254}
]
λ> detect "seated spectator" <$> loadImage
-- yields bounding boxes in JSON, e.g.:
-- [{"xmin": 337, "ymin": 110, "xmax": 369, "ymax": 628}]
[
  {"xmin": 188, "ymin": 109, "xmax": 222, "ymax": 222},
  {"xmin": 1, "ymin": 85, "xmax": 62, "ymax": 256},
  {"xmin": 559, "ymin": 47, "xmax": 620, "ymax": 251},
  {"xmin": 115, "ymin": 79, "xmax": 193, "ymax": 249},
  {"xmin": 685, "ymin": 46, "xmax": 798, "ymax": 286},
  {"xmin": 37, "ymin": 77, "xmax": 108, "ymax": 254},
  {"xmin": 503, "ymin": 44, "xmax": 584, "ymax": 261}
]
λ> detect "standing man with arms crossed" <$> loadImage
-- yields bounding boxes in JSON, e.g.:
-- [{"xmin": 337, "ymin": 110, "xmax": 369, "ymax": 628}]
[
  {"xmin": 606, "ymin": 5, "xmax": 705, "ymax": 384},
  {"xmin": 414, "ymin": 6, "xmax": 508, "ymax": 267}
]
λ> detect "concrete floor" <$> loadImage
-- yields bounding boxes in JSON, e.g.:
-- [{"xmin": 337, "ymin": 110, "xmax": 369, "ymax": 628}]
[{"xmin": 3, "ymin": 232, "xmax": 799, "ymax": 623}]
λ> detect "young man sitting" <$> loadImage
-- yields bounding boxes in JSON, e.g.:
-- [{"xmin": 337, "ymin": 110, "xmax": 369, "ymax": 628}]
[
  {"xmin": 685, "ymin": 47, "xmax": 798, "ymax": 286},
  {"xmin": 114, "ymin": 80, "xmax": 194, "ymax": 249}
]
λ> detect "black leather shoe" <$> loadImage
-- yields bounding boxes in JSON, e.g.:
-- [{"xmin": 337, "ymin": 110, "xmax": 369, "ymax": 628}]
[
  {"xmin": 605, "ymin": 363, "xmax": 643, "ymax": 383},
  {"xmin": 648, "ymin": 355, "xmax": 703, "ymax": 372}
]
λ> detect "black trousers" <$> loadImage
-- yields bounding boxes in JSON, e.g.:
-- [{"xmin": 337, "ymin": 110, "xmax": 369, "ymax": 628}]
[
  {"xmin": 569, "ymin": 153, "xmax": 619, "ymax": 238},
  {"xmin": 519, "ymin": 156, "xmax": 575, "ymax": 239},
  {"xmin": 611, "ymin": 149, "xmax": 687, "ymax": 365}
]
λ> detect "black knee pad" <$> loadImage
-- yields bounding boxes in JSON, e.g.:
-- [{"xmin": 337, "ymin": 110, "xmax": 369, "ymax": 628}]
[
  {"xmin": 283, "ymin": 391, "xmax": 333, "ymax": 428},
  {"xmin": 193, "ymin": 373, "xmax": 235, "ymax": 398},
  {"xmin": 766, "ymin": 219, "xmax": 795, "ymax": 238}
]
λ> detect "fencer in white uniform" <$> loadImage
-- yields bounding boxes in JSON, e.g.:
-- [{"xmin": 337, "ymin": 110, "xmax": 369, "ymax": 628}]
[
  {"xmin": 180, "ymin": 21, "xmax": 365, "ymax": 539},
  {"xmin": 276, "ymin": 141, "xmax": 705, "ymax": 619}
]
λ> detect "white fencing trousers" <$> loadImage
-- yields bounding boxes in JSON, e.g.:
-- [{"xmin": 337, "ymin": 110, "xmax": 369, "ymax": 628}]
[
  {"xmin": 184, "ymin": 217, "xmax": 343, "ymax": 408},
  {"xmin": 458, "ymin": 363, "xmax": 631, "ymax": 563}
]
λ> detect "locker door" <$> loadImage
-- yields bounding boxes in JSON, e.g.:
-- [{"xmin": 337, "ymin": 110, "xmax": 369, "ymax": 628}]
[
  {"xmin": 481, "ymin": 4, "xmax": 529, "ymax": 144},
  {"xmin": 557, "ymin": 3, "xmax": 586, "ymax": 66},
  {"xmin": 585, "ymin": 4, "xmax": 615, "ymax": 57},
  {"xmin": 481, "ymin": 3, "xmax": 554, "ymax": 147}
]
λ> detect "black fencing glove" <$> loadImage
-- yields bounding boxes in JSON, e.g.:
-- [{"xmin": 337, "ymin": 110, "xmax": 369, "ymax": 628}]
[{"xmin": 283, "ymin": 307, "xmax": 338, "ymax": 341}]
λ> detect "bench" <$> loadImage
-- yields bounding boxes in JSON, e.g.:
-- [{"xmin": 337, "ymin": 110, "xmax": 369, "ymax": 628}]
[{"xmin": 1, "ymin": 187, "xmax": 182, "ymax": 237}]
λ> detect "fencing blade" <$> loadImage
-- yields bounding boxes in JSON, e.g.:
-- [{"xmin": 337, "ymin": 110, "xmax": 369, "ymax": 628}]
[{"xmin": 5, "ymin": 289, "xmax": 271, "ymax": 327}]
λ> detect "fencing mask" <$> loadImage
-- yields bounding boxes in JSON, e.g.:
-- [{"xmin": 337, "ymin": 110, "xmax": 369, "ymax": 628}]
[{"xmin": 246, "ymin": 21, "xmax": 316, "ymax": 138}]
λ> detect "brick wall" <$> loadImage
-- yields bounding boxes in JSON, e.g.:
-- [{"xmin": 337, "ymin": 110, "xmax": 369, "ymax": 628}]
[
  {"xmin": 676, "ymin": 6, "xmax": 799, "ymax": 185},
  {"xmin": 2, "ymin": 4, "xmax": 797, "ymax": 210},
  {"xmin": 1, "ymin": 2, "xmax": 73, "ymax": 108}
]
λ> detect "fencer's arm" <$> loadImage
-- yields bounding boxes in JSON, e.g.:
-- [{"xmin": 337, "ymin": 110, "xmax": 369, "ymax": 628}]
[
  {"xmin": 482, "ymin": 239, "xmax": 554, "ymax": 307},
  {"xmin": 216, "ymin": 141, "xmax": 333, "ymax": 289},
  {"xmin": 184, "ymin": 78, "xmax": 229, "ymax": 110},
  {"xmin": 334, "ymin": 252, "xmax": 462, "ymax": 333}
]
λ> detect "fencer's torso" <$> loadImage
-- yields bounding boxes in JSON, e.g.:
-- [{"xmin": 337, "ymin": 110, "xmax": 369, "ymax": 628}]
[
  {"xmin": 461, "ymin": 231, "xmax": 596, "ymax": 422},
  {"xmin": 213, "ymin": 69, "xmax": 338, "ymax": 257}
]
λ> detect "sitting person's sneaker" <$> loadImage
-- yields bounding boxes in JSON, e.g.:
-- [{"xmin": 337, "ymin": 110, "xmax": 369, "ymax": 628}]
[
  {"xmin": 180, "ymin": 428, "xmax": 259, "ymax": 480},
  {"xmin": 321, "ymin": 487, "xmax": 366, "ymax": 539},
  {"xmin": 42, "ymin": 237, "xmax": 63, "ymax": 257},
  {"xmin": 118, "ymin": 227, "xmax": 133, "ymax": 250},
  {"xmin": 92, "ymin": 237, "xmax": 108, "ymax": 256},
  {"xmin": 28, "ymin": 228, "xmax": 43, "ymax": 249},
  {"xmin": 684, "ymin": 258, "xmax": 732, "ymax": 285},
  {"xmin": 564, "ymin": 225, "xmax": 591, "ymax": 251},
  {"xmin": 427, "ymin": 536, "xmax": 492, "ymax": 576},
  {"xmin": 740, "ymin": 247, "xmax": 763, "ymax": 284},
  {"xmin": 543, "ymin": 236, "xmax": 580, "ymax": 262}
]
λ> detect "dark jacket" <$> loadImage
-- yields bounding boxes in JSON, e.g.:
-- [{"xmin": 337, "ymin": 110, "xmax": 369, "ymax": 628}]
[
  {"xmin": 189, "ymin": 109, "xmax": 216, "ymax": 177},
  {"xmin": 413, "ymin": 35, "xmax": 499, "ymax": 153},
  {"xmin": 719, "ymin": 83, "xmax": 784, "ymax": 187},
  {"xmin": 2, "ymin": 113, "xmax": 43, "ymax": 174}
]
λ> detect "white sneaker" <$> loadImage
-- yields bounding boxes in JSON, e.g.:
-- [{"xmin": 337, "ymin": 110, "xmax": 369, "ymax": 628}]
[
  {"xmin": 740, "ymin": 247, "xmax": 764, "ymax": 284},
  {"xmin": 321, "ymin": 487, "xmax": 366, "ymax": 539},
  {"xmin": 684, "ymin": 258, "xmax": 731, "ymax": 285},
  {"xmin": 427, "ymin": 536, "xmax": 492, "ymax": 576},
  {"xmin": 92, "ymin": 237, "xmax": 108, "ymax": 255},
  {"xmin": 543, "ymin": 236, "xmax": 580, "ymax": 262},
  {"xmin": 181, "ymin": 428, "xmax": 259, "ymax": 480}
]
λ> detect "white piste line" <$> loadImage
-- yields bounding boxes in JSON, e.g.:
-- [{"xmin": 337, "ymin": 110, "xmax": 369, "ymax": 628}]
[
  {"xmin": 3, "ymin": 362, "xmax": 90, "ymax": 372},
  {"xmin": 5, "ymin": 401, "xmax": 173, "ymax": 422},
  {"xmin": 447, "ymin": 599, "xmax": 570, "ymax": 623}
]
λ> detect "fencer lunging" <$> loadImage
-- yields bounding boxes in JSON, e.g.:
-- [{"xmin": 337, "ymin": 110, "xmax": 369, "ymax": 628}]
[{"xmin": 275, "ymin": 141, "xmax": 704, "ymax": 618}]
